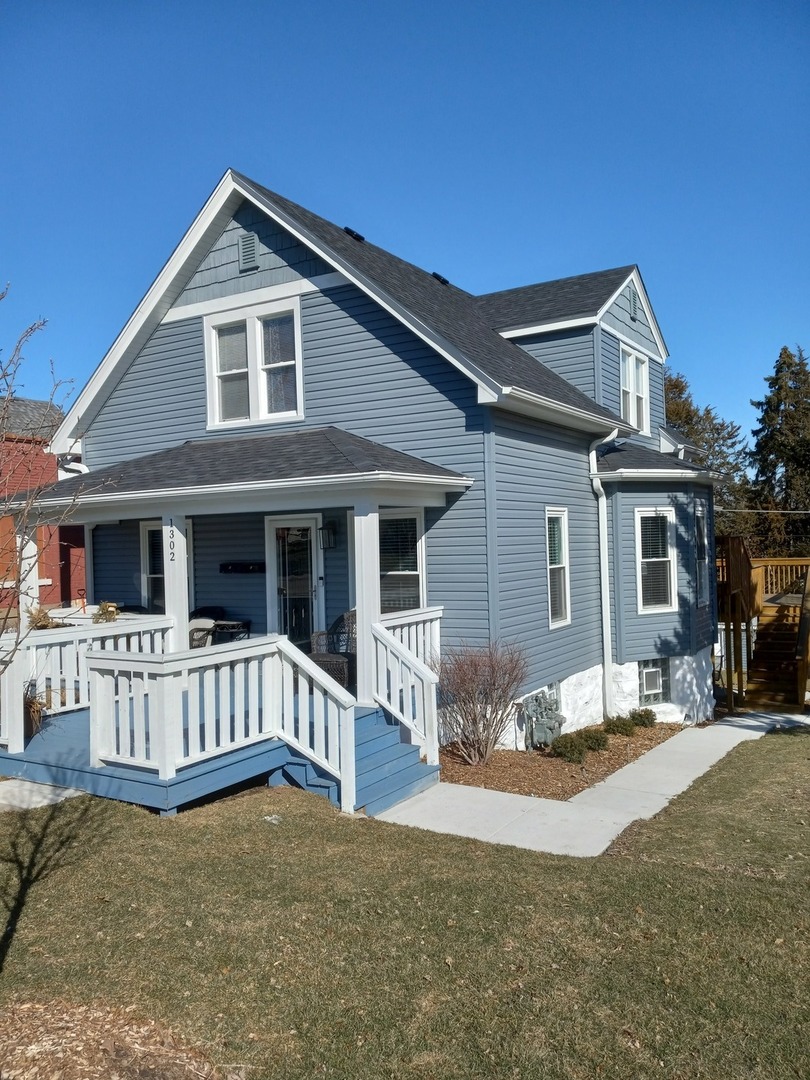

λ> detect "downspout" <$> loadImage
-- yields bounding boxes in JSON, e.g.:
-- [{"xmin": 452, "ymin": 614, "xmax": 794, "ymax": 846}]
[{"xmin": 590, "ymin": 429, "xmax": 618, "ymax": 717}]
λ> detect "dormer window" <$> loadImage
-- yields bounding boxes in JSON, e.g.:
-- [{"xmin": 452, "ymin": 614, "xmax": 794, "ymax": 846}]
[
  {"xmin": 621, "ymin": 346, "xmax": 649, "ymax": 433},
  {"xmin": 204, "ymin": 298, "xmax": 304, "ymax": 428}
]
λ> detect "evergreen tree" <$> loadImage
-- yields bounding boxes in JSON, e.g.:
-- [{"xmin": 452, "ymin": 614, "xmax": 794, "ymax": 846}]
[
  {"xmin": 664, "ymin": 368, "xmax": 752, "ymax": 538},
  {"xmin": 749, "ymin": 346, "xmax": 810, "ymax": 556}
]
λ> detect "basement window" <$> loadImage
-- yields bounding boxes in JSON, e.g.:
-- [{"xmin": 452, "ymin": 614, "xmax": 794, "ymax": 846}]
[{"xmin": 639, "ymin": 658, "xmax": 670, "ymax": 705}]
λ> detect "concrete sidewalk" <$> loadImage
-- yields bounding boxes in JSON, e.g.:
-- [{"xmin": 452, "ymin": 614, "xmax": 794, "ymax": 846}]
[
  {"xmin": 377, "ymin": 713, "xmax": 805, "ymax": 857},
  {"xmin": 0, "ymin": 779, "xmax": 82, "ymax": 812}
]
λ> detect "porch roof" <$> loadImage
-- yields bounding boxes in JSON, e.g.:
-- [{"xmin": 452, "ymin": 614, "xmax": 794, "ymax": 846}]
[
  {"xmin": 30, "ymin": 426, "xmax": 472, "ymax": 519},
  {"xmin": 594, "ymin": 441, "xmax": 720, "ymax": 484}
]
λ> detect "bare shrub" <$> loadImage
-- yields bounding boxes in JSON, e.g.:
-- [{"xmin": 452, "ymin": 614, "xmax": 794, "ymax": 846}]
[{"xmin": 436, "ymin": 640, "xmax": 528, "ymax": 765}]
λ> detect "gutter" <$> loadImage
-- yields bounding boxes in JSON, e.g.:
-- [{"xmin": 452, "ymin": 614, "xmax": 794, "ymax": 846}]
[{"xmin": 589, "ymin": 429, "xmax": 619, "ymax": 717}]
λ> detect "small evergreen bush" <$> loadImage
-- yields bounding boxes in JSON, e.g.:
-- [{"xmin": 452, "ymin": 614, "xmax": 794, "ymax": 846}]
[
  {"xmin": 580, "ymin": 726, "xmax": 609, "ymax": 751},
  {"xmin": 627, "ymin": 707, "xmax": 657, "ymax": 728},
  {"xmin": 604, "ymin": 715, "xmax": 636, "ymax": 737},
  {"xmin": 550, "ymin": 732, "xmax": 587, "ymax": 764}
]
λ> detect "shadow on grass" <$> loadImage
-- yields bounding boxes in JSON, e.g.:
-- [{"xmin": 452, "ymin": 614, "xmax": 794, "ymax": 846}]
[
  {"xmin": 768, "ymin": 723, "xmax": 810, "ymax": 736},
  {"xmin": 0, "ymin": 795, "xmax": 108, "ymax": 975}
]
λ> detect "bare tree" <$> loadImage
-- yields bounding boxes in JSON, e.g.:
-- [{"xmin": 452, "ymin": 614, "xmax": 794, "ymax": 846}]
[{"xmin": 436, "ymin": 640, "xmax": 529, "ymax": 765}]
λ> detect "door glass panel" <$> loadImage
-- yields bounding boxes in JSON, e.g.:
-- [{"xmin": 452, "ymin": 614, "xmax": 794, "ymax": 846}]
[
  {"xmin": 275, "ymin": 526, "xmax": 313, "ymax": 646},
  {"xmin": 146, "ymin": 527, "xmax": 165, "ymax": 613}
]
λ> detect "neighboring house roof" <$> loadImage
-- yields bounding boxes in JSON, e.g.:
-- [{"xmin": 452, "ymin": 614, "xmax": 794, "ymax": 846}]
[
  {"xmin": 2, "ymin": 396, "xmax": 63, "ymax": 439},
  {"xmin": 475, "ymin": 266, "xmax": 637, "ymax": 329},
  {"xmin": 34, "ymin": 426, "xmax": 471, "ymax": 509},
  {"xmin": 52, "ymin": 170, "xmax": 632, "ymax": 453},
  {"xmin": 596, "ymin": 442, "xmax": 718, "ymax": 482}
]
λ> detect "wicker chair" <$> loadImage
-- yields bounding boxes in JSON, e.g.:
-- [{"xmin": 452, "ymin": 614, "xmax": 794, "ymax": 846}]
[
  {"xmin": 310, "ymin": 611, "xmax": 357, "ymax": 689},
  {"xmin": 188, "ymin": 617, "xmax": 216, "ymax": 649}
]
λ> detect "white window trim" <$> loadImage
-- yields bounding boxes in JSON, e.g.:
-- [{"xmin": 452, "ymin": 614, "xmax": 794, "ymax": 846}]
[
  {"xmin": 545, "ymin": 507, "xmax": 571, "ymax": 629},
  {"xmin": 204, "ymin": 296, "xmax": 304, "ymax": 430},
  {"xmin": 140, "ymin": 519, "xmax": 194, "ymax": 610},
  {"xmin": 635, "ymin": 507, "xmax": 678, "ymax": 615},
  {"xmin": 620, "ymin": 345, "xmax": 650, "ymax": 434},
  {"xmin": 378, "ymin": 508, "xmax": 427, "ymax": 613},
  {"xmin": 696, "ymin": 507, "xmax": 709, "ymax": 608}
]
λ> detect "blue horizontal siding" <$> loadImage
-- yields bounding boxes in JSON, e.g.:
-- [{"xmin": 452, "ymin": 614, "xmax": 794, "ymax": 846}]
[
  {"xmin": 516, "ymin": 328, "xmax": 597, "ymax": 400},
  {"xmin": 493, "ymin": 412, "xmax": 602, "ymax": 694},
  {"xmin": 602, "ymin": 284, "xmax": 660, "ymax": 356},
  {"xmin": 608, "ymin": 482, "xmax": 716, "ymax": 664}
]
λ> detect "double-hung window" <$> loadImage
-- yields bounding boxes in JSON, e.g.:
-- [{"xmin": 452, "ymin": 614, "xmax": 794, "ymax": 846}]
[
  {"xmin": 695, "ymin": 508, "xmax": 709, "ymax": 607},
  {"xmin": 205, "ymin": 298, "xmax": 303, "ymax": 428},
  {"xmin": 546, "ymin": 508, "xmax": 570, "ymax": 627},
  {"xmin": 635, "ymin": 508, "xmax": 677, "ymax": 613},
  {"xmin": 620, "ymin": 346, "xmax": 649, "ymax": 432},
  {"xmin": 379, "ymin": 511, "xmax": 425, "ymax": 614}
]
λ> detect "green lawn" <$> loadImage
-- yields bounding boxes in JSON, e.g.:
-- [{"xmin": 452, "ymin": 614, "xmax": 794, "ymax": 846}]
[{"xmin": 1, "ymin": 729, "xmax": 808, "ymax": 1079}]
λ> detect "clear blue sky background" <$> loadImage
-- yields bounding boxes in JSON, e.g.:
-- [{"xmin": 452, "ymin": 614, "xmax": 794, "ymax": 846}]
[{"xmin": 2, "ymin": 0, "xmax": 808, "ymax": 446}]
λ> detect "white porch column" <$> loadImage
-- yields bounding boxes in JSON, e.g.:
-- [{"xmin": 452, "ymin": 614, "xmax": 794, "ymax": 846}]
[
  {"xmin": 15, "ymin": 522, "xmax": 40, "ymax": 620},
  {"xmin": 161, "ymin": 513, "xmax": 189, "ymax": 652},
  {"xmin": 353, "ymin": 500, "xmax": 381, "ymax": 706}
]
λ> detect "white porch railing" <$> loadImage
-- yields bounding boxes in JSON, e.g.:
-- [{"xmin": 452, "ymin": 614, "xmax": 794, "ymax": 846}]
[
  {"xmin": 371, "ymin": 622, "xmax": 439, "ymax": 765},
  {"xmin": 0, "ymin": 616, "xmax": 173, "ymax": 755},
  {"xmin": 380, "ymin": 606, "xmax": 442, "ymax": 667},
  {"xmin": 86, "ymin": 635, "xmax": 357, "ymax": 811}
]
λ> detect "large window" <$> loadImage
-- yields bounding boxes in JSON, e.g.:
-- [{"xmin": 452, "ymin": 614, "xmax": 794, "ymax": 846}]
[
  {"xmin": 620, "ymin": 346, "xmax": 649, "ymax": 432},
  {"xmin": 379, "ymin": 512, "xmax": 424, "ymax": 614},
  {"xmin": 545, "ymin": 508, "xmax": 570, "ymax": 627},
  {"xmin": 635, "ymin": 508, "xmax": 677, "ymax": 613},
  {"xmin": 205, "ymin": 298, "xmax": 303, "ymax": 428}
]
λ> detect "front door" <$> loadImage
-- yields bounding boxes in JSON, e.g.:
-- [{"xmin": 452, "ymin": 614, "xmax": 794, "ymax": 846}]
[{"xmin": 265, "ymin": 516, "xmax": 325, "ymax": 648}]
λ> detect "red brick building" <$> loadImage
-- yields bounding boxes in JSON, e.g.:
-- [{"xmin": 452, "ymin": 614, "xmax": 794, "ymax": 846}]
[{"xmin": 1, "ymin": 397, "xmax": 85, "ymax": 627}]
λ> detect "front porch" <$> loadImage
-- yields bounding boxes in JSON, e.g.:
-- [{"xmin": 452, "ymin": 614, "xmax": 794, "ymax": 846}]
[{"xmin": 0, "ymin": 607, "xmax": 442, "ymax": 815}]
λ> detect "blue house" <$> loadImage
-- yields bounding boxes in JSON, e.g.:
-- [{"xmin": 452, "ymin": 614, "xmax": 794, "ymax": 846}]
[{"xmin": 0, "ymin": 170, "xmax": 716, "ymax": 814}]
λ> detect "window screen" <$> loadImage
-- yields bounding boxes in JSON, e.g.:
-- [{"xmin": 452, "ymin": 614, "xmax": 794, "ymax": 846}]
[
  {"xmin": 379, "ymin": 516, "xmax": 420, "ymax": 613},
  {"xmin": 639, "ymin": 513, "xmax": 672, "ymax": 608}
]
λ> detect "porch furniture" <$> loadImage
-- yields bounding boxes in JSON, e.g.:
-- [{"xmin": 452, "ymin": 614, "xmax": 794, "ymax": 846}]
[
  {"xmin": 189, "ymin": 618, "xmax": 216, "ymax": 649},
  {"xmin": 310, "ymin": 610, "xmax": 357, "ymax": 689},
  {"xmin": 190, "ymin": 606, "xmax": 226, "ymax": 621},
  {"xmin": 212, "ymin": 619, "xmax": 251, "ymax": 644}
]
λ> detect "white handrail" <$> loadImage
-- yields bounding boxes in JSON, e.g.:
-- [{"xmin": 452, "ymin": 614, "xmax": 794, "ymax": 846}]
[
  {"xmin": 380, "ymin": 606, "xmax": 442, "ymax": 666},
  {"xmin": 86, "ymin": 635, "xmax": 357, "ymax": 811},
  {"xmin": 3, "ymin": 617, "xmax": 173, "ymax": 717},
  {"xmin": 370, "ymin": 622, "xmax": 439, "ymax": 765}
]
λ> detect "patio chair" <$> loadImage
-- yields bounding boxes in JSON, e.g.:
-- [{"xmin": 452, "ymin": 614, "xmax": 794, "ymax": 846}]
[
  {"xmin": 310, "ymin": 610, "xmax": 357, "ymax": 689},
  {"xmin": 189, "ymin": 617, "xmax": 216, "ymax": 649}
]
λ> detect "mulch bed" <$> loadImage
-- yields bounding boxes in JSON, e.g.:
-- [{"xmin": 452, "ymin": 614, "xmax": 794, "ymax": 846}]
[
  {"xmin": 0, "ymin": 1002, "xmax": 231, "ymax": 1079},
  {"xmin": 439, "ymin": 723, "xmax": 682, "ymax": 801}
]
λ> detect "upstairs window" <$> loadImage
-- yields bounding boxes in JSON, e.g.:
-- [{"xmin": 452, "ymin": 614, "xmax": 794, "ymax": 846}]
[
  {"xmin": 635, "ymin": 508, "xmax": 677, "ymax": 613},
  {"xmin": 205, "ymin": 299, "xmax": 303, "ymax": 428},
  {"xmin": 545, "ymin": 508, "xmax": 570, "ymax": 627},
  {"xmin": 621, "ymin": 346, "xmax": 649, "ymax": 432}
]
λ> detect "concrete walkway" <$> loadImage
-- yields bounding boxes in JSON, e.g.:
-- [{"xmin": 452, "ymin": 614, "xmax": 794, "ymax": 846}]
[
  {"xmin": 0, "ymin": 779, "xmax": 82, "ymax": 812},
  {"xmin": 377, "ymin": 713, "xmax": 806, "ymax": 857}
]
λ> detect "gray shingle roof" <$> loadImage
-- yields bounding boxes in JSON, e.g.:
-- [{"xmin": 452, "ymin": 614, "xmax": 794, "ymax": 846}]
[
  {"xmin": 2, "ymin": 396, "xmax": 63, "ymax": 438},
  {"xmin": 234, "ymin": 173, "xmax": 625, "ymax": 428},
  {"xmin": 37, "ymin": 426, "xmax": 467, "ymax": 504},
  {"xmin": 475, "ymin": 267, "xmax": 636, "ymax": 331},
  {"xmin": 596, "ymin": 442, "xmax": 707, "ymax": 474}
]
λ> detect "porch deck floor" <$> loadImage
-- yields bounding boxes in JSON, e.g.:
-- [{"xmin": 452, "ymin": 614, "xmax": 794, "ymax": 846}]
[{"xmin": 0, "ymin": 708, "xmax": 290, "ymax": 813}]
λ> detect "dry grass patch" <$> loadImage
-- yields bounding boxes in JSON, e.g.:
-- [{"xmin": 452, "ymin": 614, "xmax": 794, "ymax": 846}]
[{"xmin": 0, "ymin": 731, "xmax": 808, "ymax": 1079}]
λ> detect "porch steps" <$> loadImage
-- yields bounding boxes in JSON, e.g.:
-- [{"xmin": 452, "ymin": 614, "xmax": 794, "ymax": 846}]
[
  {"xmin": 744, "ymin": 606, "xmax": 802, "ymax": 710},
  {"xmin": 353, "ymin": 707, "xmax": 439, "ymax": 817},
  {"xmin": 275, "ymin": 753, "xmax": 340, "ymax": 808}
]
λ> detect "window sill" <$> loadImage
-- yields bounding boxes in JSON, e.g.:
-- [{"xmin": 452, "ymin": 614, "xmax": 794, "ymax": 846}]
[{"xmin": 206, "ymin": 413, "xmax": 304, "ymax": 433}]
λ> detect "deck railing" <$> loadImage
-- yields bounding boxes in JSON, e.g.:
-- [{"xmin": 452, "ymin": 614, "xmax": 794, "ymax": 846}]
[
  {"xmin": 0, "ymin": 616, "xmax": 173, "ymax": 754},
  {"xmin": 86, "ymin": 635, "xmax": 357, "ymax": 811},
  {"xmin": 750, "ymin": 557, "xmax": 810, "ymax": 599},
  {"xmin": 379, "ymin": 605, "xmax": 442, "ymax": 667},
  {"xmin": 371, "ymin": 622, "xmax": 439, "ymax": 765},
  {"xmin": 795, "ymin": 570, "xmax": 810, "ymax": 709}
]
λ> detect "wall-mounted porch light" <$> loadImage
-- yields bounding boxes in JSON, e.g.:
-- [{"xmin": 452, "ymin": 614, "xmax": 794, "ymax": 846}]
[{"xmin": 318, "ymin": 523, "xmax": 337, "ymax": 549}]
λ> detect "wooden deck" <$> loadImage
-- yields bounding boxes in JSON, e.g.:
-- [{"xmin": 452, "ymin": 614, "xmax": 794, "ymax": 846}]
[{"xmin": 0, "ymin": 708, "xmax": 292, "ymax": 815}]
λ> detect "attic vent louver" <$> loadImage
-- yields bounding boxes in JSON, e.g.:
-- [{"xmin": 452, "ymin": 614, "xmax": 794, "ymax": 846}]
[
  {"xmin": 630, "ymin": 286, "xmax": 638, "ymax": 321},
  {"xmin": 238, "ymin": 233, "xmax": 260, "ymax": 273},
  {"xmin": 431, "ymin": 272, "xmax": 449, "ymax": 286},
  {"xmin": 343, "ymin": 227, "xmax": 365, "ymax": 242}
]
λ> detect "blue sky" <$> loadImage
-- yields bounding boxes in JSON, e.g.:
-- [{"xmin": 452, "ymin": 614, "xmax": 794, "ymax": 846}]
[{"xmin": 2, "ymin": 0, "xmax": 808, "ymax": 444}]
